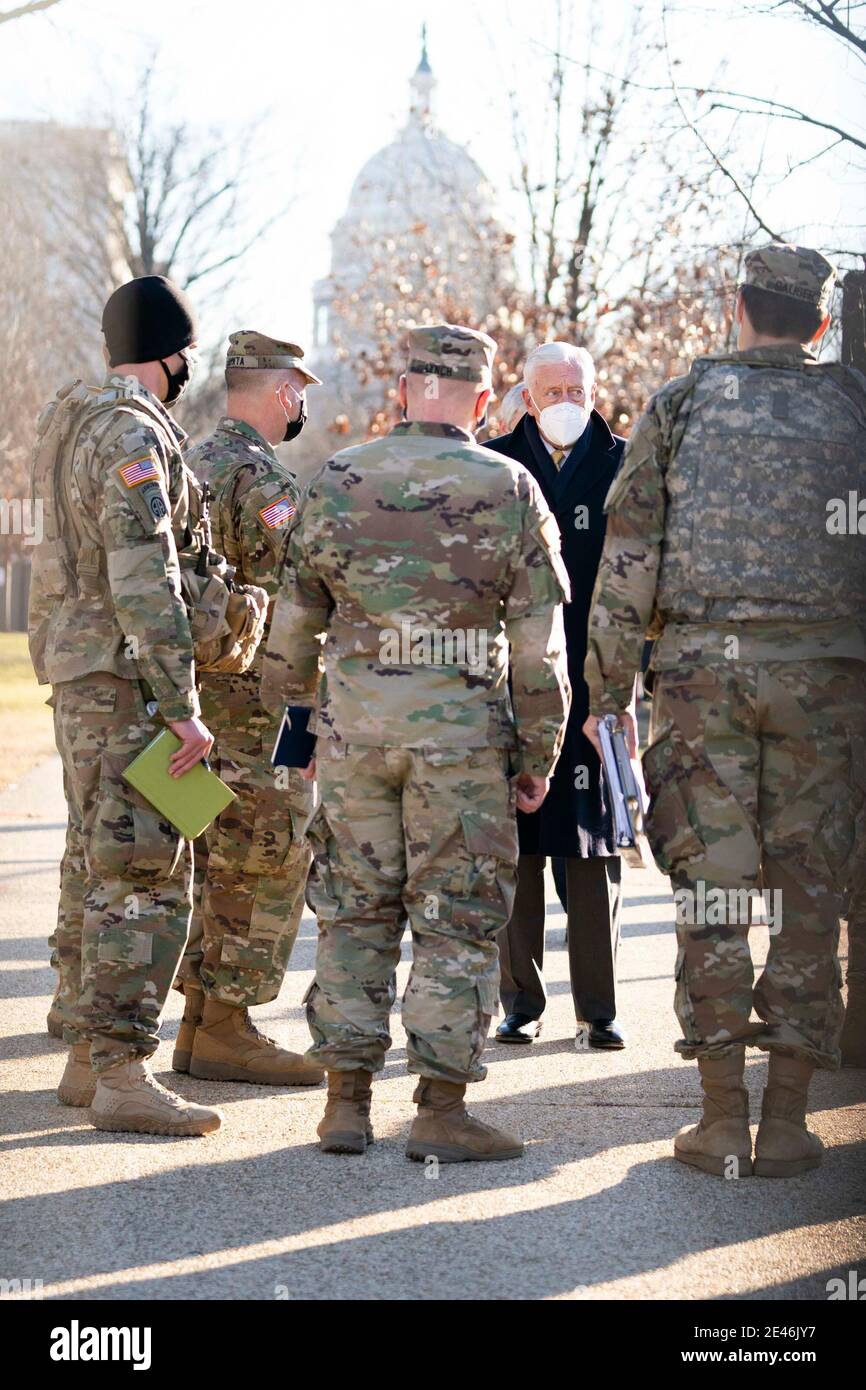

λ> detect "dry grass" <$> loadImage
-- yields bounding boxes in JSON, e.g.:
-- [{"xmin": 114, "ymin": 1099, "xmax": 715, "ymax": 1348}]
[{"xmin": 0, "ymin": 632, "xmax": 55, "ymax": 793}]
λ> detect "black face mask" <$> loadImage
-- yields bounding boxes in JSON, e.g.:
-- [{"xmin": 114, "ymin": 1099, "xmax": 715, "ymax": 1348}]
[
  {"xmin": 283, "ymin": 393, "xmax": 307, "ymax": 442},
  {"xmin": 160, "ymin": 349, "xmax": 192, "ymax": 406}
]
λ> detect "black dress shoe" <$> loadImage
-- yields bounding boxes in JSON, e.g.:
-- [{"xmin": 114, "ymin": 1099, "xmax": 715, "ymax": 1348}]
[
  {"xmin": 495, "ymin": 1013, "xmax": 542, "ymax": 1044},
  {"xmin": 588, "ymin": 1019, "xmax": 625, "ymax": 1049}
]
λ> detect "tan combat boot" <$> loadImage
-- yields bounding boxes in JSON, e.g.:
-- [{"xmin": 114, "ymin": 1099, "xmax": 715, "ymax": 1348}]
[
  {"xmin": 753, "ymin": 1052, "xmax": 823, "ymax": 1178},
  {"xmin": 90, "ymin": 1059, "xmax": 222, "ymax": 1136},
  {"xmin": 172, "ymin": 983, "xmax": 204, "ymax": 1074},
  {"xmin": 406, "ymin": 1078, "xmax": 524, "ymax": 1163},
  {"xmin": 189, "ymin": 997, "xmax": 324, "ymax": 1086},
  {"xmin": 317, "ymin": 1070, "xmax": 374, "ymax": 1154},
  {"xmin": 57, "ymin": 1041, "xmax": 95, "ymax": 1107},
  {"xmin": 674, "ymin": 1049, "xmax": 753, "ymax": 1177}
]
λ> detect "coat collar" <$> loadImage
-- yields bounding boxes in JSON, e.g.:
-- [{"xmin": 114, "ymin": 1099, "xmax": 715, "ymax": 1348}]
[{"xmin": 522, "ymin": 411, "xmax": 620, "ymax": 514}]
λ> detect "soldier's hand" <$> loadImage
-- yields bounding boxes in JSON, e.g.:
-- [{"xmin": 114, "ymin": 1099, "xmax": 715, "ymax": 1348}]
[
  {"xmin": 515, "ymin": 773, "xmax": 549, "ymax": 814},
  {"xmin": 299, "ymin": 756, "xmax": 316, "ymax": 782},
  {"xmin": 167, "ymin": 717, "xmax": 215, "ymax": 777}
]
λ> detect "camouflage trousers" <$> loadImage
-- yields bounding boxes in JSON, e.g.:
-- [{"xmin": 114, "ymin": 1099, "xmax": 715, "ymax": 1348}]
[
  {"xmin": 175, "ymin": 726, "xmax": 312, "ymax": 1007},
  {"xmin": 304, "ymin": 741, "xmax": 519, "ymax": 1083},
  {"xmin": 52, "ymin": 674, "xmax": 191, "ymax": 1072},
  {"xmin": 49, "ymin": 758, "xmax": 86, "ymax": 1027},
  {"xmin": 644, "ymin": 659, "xmax": 866, "ymax": 1069}
]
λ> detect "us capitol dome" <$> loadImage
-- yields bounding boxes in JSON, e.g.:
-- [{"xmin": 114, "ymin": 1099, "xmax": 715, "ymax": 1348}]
[{"xmin": 310, "ymin": 29, "xmax": 514, "ymax": 415}]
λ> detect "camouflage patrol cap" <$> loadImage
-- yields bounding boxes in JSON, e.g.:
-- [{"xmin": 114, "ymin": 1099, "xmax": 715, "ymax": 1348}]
[
  {"xmin": 743, "ymin": 243, "xmax": 836, "ymax": 315},
  {"xmin": 406, "ymin": 323, "xmax": 496, "ymax": 384},
  {"xmin": 225, "ymin": 330, "xmax": 322, "ymax": 384}
]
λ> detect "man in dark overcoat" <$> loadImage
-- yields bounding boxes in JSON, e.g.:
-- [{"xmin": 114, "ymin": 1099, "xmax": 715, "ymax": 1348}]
[{"xmin": 485, "ymin": 341, "xmax": 627, "ymax": 1048}]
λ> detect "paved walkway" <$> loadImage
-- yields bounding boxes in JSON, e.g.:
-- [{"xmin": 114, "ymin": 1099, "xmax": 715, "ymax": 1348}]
[{"xmin": 0, "ymin": 755, "xmax": 863, "ymax": 1301}]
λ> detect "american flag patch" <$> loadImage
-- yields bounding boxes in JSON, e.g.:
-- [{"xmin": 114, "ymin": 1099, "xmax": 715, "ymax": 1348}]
[
  {"xmin": 119, "ymin": 455, "xmax": 160, "ymax": 488},
  {"xmin": 258, "ymin": 495, "xmax": 296, "ymax": 530}
]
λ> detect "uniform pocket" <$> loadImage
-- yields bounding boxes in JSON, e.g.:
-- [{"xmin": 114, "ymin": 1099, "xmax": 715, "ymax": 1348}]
[
  {"xmin": 304, "ymin": 804, "xmax": 340, "ymax": 923},
  {"xmin": 210, "ymin": 745, "xmax": 294, "ymax": 876},
  {"xmin": 673, "ymin": 946, "xmax": 701, "ymax": 1047},
  {"xmin": 219, "ymin": 932, "xmax": 271, "ymax": 976},
  {"xmin": 451, "ymin": 809, "xmax": 519, "ymax": 938},
  {"xmin": 641, "ymin": 733, "xmax": 706, "ymax": 876},
  {"xmin": 88, "ymin": 753, "xmax": 184, "ymax": 881},
  {"xmin": 96, "ymin": 925, "xmax": 153, "ymax": 966},
  {"xmin": 58, "ymin": 680, "xmax": 119, "ymax": 718},
  {"xmin": 468, "ymin": 974, "xmax": 501, "ymax": 1073}
]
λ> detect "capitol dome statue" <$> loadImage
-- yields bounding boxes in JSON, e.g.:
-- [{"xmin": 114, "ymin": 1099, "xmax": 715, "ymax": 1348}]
[{"xmin": 311, "ymin": 28, "xmax": 515, "ymax": 427}]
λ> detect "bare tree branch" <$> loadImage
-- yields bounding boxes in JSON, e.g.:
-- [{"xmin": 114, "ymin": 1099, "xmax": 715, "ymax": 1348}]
[{"xmin": 0, "ymin": 0, "xmax": 60, "ymax": 24}]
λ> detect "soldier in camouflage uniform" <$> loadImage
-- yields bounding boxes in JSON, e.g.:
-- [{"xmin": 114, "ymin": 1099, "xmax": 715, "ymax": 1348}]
[
  {"xmin": 584, "ymin": 245, "xmax": 866, "ymax": 1178},
  {"xmin": 172, "ymin": 331, "xmax": 323, "ymax": 1086},
  {"xmin": 262, "ymin": 324, "xmax": 571, "ymax": 1161},
  {"xmin": 29, "ymin": 275, "xmax": 225, "ymax": 1136}
]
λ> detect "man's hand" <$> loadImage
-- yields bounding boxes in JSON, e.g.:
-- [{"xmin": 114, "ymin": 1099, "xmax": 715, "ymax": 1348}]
[
  {"xmin": 515, "ymin": 773, "xmax": 549, "ymax": 814},
  {"xmin": 583, "ymin": 710, "xmax": 637, "ymax": 760},
  {"xmin": 167, "ymin": 717, "xmax": 215, "ymax": 777},
  {"xmin": 300, "ymin": 756, "xmax": 316, "ymax": 782}
]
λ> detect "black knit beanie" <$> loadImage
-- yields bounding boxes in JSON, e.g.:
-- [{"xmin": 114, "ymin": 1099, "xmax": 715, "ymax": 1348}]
[{"xmin": 102, "ymin": 275, "xmax": 198, "ymax": 367}]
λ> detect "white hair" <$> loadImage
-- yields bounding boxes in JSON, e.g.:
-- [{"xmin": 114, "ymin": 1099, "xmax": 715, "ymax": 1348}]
[
  {"xmin": 524, "ymin": 341, "xmax": 595, "ymax": 393},
  {"xmin": 499, "ymin": 382, "xmax": 528, "ymax": 431}
]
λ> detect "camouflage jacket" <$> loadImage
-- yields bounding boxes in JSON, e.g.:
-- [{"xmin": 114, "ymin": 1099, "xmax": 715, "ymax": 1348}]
[
  {"xmin": 262, "ymin": 420, "xmax": 572, "ymax": 776},
  {"xmin": 585, "ymin": 345, "xmax": 866, "ymax": 716},
  {"xmin": 28, "ymin": 374, "xmax": 199, "ymax": 722},
  {"xmin": 186, "ymin": 418, "xmax": 301, "ymax": 725}
]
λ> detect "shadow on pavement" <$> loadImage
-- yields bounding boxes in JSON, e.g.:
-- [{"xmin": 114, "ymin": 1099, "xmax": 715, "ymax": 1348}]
[{"xmin": 29, "ymin": 1133, "xmax": 866, "ymax": 1302}]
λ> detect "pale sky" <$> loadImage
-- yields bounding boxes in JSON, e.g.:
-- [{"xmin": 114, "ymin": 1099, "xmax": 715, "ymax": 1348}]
[{"xmin": 2, "ymin": 0, "xmax": 863, "ymax": 350}]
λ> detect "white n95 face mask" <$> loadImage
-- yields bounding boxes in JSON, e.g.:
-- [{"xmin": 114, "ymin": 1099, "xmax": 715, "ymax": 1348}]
[{"xmin": 534, "ymin": 400, "xmax": 590, "ymax": 449}]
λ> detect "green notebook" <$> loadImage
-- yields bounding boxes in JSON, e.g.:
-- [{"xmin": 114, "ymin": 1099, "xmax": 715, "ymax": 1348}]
[{"xmin": 122, "ymin": 729, "xmax": 235, "ymax": 840}]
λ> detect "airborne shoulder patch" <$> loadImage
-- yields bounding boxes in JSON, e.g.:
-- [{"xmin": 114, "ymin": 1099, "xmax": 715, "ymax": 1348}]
[
  {"xmin": 258, "ymin": 495, "xmax": 297, "ymax": 530},
  {"xmin": 119, "ymin": 453, "xmax": 161, "ymax": 488}
]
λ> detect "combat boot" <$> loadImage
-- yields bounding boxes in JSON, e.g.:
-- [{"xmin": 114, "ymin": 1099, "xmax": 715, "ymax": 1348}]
[
  {"xmin": 317, "ymin": 1070, "xmax": 374, "ymax": 1154},
  {"xmin": 172, "ymin": 983, "xmax": 204, "ymax": 1074},
  {"xmin": 405, "ymin": 1078, "xmax": 523, "ymax": 1163},
  {"xmin": 189, "ymin": 997, "xmax": 324, "ymax": 1086},
  {"xmin": 57, "ymin": 1041, "xmax": 95, "ymax": 1107},
  {"xmin": 674, "ymin": 1049, "xmax": 753, "ymax": 1177},
  {"xmin": 90, "ymin": 1059, "xmax": 222, "ymax": 1136},
  {"xmin": 753, "ymin": 1052, "xmax": 823, "ymax": 1178}
]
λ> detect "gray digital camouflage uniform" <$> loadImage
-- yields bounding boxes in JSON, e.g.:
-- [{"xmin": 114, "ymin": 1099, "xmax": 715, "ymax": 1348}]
[
  {"xmin": 585, "ymin": 245, "xmax": 866, "ymax": 1070},
  {"xmin": 263, "ymin": 336, "xmax": 571, "ymax": 1082}
]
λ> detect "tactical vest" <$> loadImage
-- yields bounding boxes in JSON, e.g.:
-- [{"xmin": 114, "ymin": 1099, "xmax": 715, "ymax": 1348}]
[
  {"xmin": 657, "ymin": 358, "xmax": 866, "ymax": 623},
  {"xmin": 30, "ymin": 380, "xmax": 267, "ymax": 676}
]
